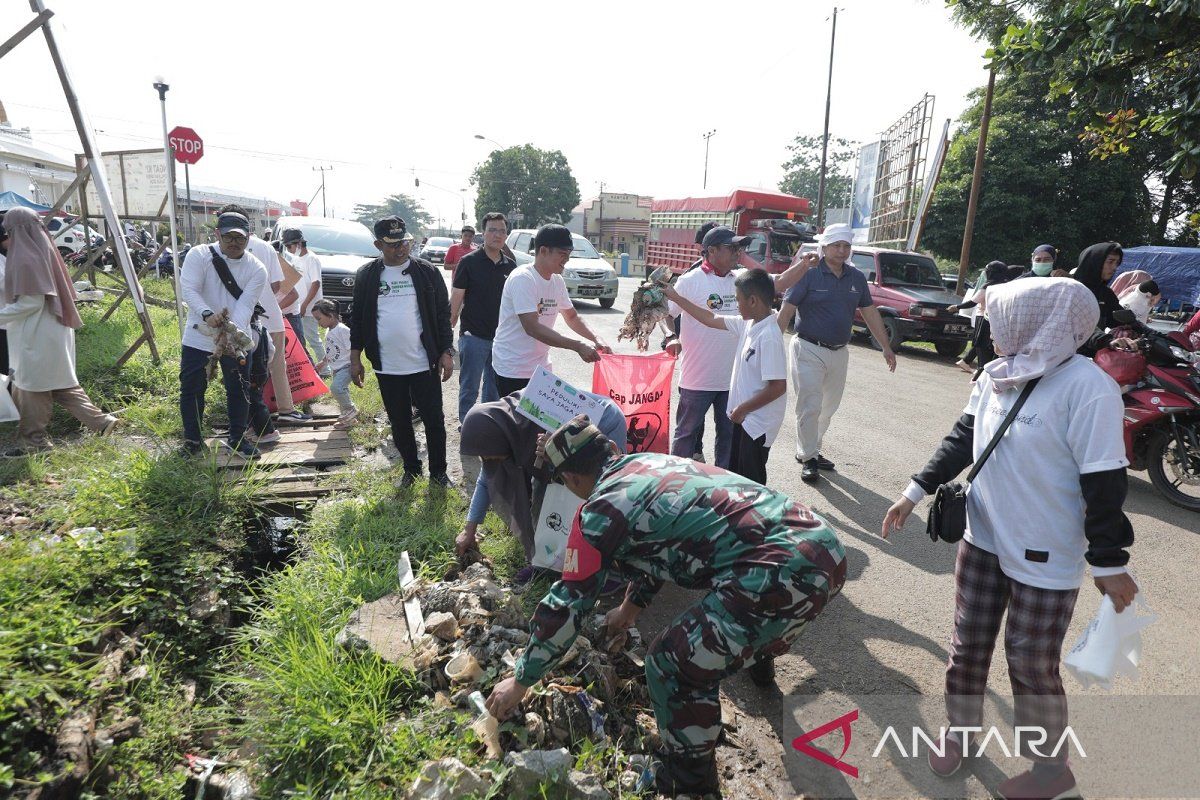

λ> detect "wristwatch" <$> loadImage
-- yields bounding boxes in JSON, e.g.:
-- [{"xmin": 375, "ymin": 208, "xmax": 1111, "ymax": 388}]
[
  {"xmin": 660, "ymin": 333, "xmax": 678, "ymax": 350},
  {"xmin": 201, "ymin": 310, "xmax": 214, "ymax": 321}
]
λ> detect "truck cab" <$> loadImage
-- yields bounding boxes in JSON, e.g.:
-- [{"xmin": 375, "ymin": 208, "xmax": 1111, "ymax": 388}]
[{"xmin": 799, "ymin": 243, "xmax": 972, "ymax": 358}]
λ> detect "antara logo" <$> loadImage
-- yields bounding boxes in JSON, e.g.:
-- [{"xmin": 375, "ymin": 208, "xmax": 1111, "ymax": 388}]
[{"xmin": 791, "ymin": 709, "xmax": 1086, "ymax": 778}]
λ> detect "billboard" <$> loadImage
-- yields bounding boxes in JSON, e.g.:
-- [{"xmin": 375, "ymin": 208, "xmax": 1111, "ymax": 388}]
[
  {"xmin": 82, "ymin": 149, "xmax": 169, "ymax": 219},
  {"xmin": 851, "ymin": 142, "xmax": 879, "ymax": 243}
]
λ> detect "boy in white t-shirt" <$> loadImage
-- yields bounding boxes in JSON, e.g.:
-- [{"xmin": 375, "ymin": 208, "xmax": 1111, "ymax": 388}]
[
  {"xmin": 664, "ymin": 268, "xmax": 787, "ymax": 484},
  {"xmin": 490, "ymin": 224, "xmax": 610, "ymax": 396},
  {"xmin": 311, "ymin": 300, "xmax": 356, "ymax": 429}
]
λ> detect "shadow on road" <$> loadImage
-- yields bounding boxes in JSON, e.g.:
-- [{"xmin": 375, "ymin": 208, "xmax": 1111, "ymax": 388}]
[
  {"xmin": 806, "ymin": 471, "xmax": 957, "ymax": 576},
  {"xmin": 571, "ymin": 301, "xmax": 623, "ymax": 315}
]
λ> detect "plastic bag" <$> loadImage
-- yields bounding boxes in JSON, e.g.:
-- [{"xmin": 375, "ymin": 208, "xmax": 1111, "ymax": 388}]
[
  {"xmin": 1063, "ymin": 595, "xmax": 1157, "ymax": 690},
  {"xmin": 0, "ymin": 375, "xmax": 19, "ymax": 423},
  {"xmin": 532, "ymin": 483, "xmax": 583, "ymax": 571}
]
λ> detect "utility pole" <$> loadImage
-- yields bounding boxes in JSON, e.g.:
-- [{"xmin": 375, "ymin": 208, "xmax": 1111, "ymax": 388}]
[
  {"xmin": 701, "ymin": 130, "xmax": 716, "ymax": 190},
  {"xmin": 956, "ymin": 66, "xmax": 995, "ymax": 295},
  {"xmin": 312, "ymin": 165, "xmax": 332, "ymax": 217},
  {"xmin": 815, "ymin": 6, "xmax": 839, "ymax": 230}
]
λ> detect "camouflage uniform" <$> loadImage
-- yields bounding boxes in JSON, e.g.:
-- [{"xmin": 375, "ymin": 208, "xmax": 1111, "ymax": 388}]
[{"xmin": 514, "ymin": 452, "xmax": 847, "ymax": 758}]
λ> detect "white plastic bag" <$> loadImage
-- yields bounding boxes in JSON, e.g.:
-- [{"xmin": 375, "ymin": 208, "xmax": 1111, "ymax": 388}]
[
  {"xmin": 1064, "ymin": 595, "xmax": 1157, "ymax": 690},
  {"xmin": 0, "ymin": 374, "xmax": 19, "ymax": 423},
  {"xmin": 532, "ymin": 483, "xmax": 583, "ymax": 571}
]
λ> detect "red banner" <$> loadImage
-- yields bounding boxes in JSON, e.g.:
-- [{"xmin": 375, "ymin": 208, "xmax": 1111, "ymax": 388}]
[
  {"xmin": 264, "ymin": 318, "xmax": 328, "ymax": 411},
  {"xmin": 592, "ymin": 352, "xmax": 675, "ymax": 454}
]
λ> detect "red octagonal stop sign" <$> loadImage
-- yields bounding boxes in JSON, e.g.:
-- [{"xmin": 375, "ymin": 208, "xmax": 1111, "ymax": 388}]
[{"xmin": 168, "ymin": 126, "xmax": 204, "ymax": 165}]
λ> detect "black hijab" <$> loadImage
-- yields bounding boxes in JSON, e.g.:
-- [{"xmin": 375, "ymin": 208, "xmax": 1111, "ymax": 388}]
[{"xmin": 1073, "ymin": 242, "xmax": 1123, "ymax": 328}]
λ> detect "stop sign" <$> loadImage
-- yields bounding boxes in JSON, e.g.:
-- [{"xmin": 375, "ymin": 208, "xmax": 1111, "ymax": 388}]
[{"xmin": 168, "ymin": 126, "xmax": 204, "ymax": 165}]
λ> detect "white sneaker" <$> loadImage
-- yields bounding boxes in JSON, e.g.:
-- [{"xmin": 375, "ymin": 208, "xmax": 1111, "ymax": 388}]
[
  {"xmin": 333, "ymin": 408, "xmax": 359, "ymax": 430},
  {"xmin": 246, "ymin": 430, "xmax": 281, "ymax": 444}
]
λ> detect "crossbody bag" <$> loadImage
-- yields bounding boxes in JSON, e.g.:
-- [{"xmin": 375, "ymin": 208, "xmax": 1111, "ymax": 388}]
[{"xmin": 927, "ymin": 377, "xmax": 1041, "ymax": 543}]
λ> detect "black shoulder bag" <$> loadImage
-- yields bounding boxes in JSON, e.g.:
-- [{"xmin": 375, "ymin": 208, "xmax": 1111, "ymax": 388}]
[
  {"xmin": 207, "ymin": 245, "xmax": 265, "ymax": 321},
  {"xmin": 927, "ymin": 377, "xmax": 1041, "ymax": 543}
]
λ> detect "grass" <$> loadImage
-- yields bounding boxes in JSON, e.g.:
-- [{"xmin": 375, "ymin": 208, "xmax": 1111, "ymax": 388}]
[{"xmin": 1, "ymin": 277, "xmax": 611, "ymax": 797}]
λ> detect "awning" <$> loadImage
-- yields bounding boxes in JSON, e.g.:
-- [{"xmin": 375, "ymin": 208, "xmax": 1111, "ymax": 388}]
[{"xmin": 0, "ymin": 190, "xmax": 53, "ymax": 213}]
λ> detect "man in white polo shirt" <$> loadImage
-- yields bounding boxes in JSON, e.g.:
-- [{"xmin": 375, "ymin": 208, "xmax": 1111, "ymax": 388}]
[{"xmin": 491, "ymin": 224, "xmax": 609, "ymax": 396}]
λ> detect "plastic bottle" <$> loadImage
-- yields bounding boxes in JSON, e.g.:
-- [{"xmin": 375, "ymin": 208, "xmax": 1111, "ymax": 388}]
[{"xmin": 468, "ymin": 690, "xmax": 502, "ymax": 758}]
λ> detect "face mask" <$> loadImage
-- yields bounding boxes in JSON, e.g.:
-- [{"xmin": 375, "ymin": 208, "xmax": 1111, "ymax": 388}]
[{"xmin": 1031, "ymin": 261, "xmax": 1053, "ymax": 277}]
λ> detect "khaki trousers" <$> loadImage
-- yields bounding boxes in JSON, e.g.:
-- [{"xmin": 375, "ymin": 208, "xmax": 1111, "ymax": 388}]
[
  {"xmin": 789, "ymin": 336, "xmax": 849, "ymax": 462},
  {"xmin": 269, "ymin": 331, "xmax": 294, "ymax": 413},
  {"xmin": 13, "ymin": 385, "xmax": 114, "ymax": 450}
]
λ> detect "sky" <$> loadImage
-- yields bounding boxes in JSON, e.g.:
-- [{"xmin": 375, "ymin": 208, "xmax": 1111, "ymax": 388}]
[{"xmin": 1, "ymin": 0, "xmax": 989, "ymax": 227}]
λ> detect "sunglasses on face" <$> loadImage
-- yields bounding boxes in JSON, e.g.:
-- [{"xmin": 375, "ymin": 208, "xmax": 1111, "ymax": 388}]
[{"xmin": 220, "ymin": 233, "xmax": 247, "ymax": 244}]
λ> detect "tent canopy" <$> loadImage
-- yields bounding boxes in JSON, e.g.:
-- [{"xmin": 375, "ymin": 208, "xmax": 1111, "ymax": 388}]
[
  {"xmin": 0, "ymin": 191, "xmax": 53, "ymax": 213},
  {"xmin": 1115, "ymin": 246, "xmax": 1200, "ymax": 306}
]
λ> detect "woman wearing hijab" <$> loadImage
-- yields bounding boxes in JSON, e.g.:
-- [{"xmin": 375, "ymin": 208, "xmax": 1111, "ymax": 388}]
[
  {"xmin": 881, "ymin": 278, "xmax": 1139, "ymax": 800},
  {"xmin": 0, "ymin": 207, "xmax": 117, "ymax": 456},
  {"xmin": 458, "ymin": 391, "xmax": 628, "ymax": 584},
  {"xmin": 948, "ymin": 260, "xmax": 1011, "ymax": 373},
  {"xmin": 1016, "ymin": 243, "xmax": 1063, "ymax": 279},
  {"xmin": 1072, "ymin": 241, "xmax": 1124, "ymax": 330}
]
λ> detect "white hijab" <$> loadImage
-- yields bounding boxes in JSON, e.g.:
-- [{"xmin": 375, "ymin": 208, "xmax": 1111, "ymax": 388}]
[
  {"xmin": 983, "ymin": 277, "xmax": 1100, "ymax": 392},
  {"xmin": 1118, "ymin": 285, "xmax": 1156, "ymax": 323}
]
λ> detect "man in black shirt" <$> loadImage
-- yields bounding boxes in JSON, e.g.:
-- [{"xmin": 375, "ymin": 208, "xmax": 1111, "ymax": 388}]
[{"xmin": 450, "ymin": 211, "xmax": 516, "ymax": 421}]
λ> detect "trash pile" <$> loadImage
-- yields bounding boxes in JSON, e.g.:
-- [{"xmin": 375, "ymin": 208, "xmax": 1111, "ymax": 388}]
[
  {"xmin": 618, "ymin": 267, "xmax": 673, "ymax": 352},
  {"xmin": 338, "ymin": 554, "xmax": 665, "ymax": 798}
]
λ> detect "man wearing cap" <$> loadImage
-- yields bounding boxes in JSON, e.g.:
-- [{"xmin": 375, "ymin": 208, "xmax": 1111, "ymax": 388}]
[
  {"xmin": 490, "ymin": 224, "xmax": 610, "ymax": 397},
  {"xmin": 278, "ymin": 228, "xmax": 313, "ymax": 359},
  {"xmin": 444, "ymin": 225, "xmax": 476, "ymax": 282},
  {"xmin": 177, "ymin": 211, "xmax": 270, "ymax": 458},
  {"xmin": 349, "ymin": 216, "xmax": 455, "ymax": 488},
  {"xmin": 485, "ymin": 415, "xmax": 847, "ymax": 798},
  {"xmin": 666, "ymin": 225, "xmax": 816, "ymax": 469},
  {"xmin": 284, "ymin": 229, "xmax": 327, "ymax": 372},
  {"xmin": 778, "ymin": 223, "xmax": 897, "ymax": 484},
  {"xmin": 217, "ymin": 205, "xmax": 310, "ymax": 425}
]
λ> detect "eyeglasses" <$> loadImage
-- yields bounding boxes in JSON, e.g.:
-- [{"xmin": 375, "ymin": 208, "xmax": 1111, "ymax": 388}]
[
  {"xmin": 219, "ymin": 232, "xmax": 247, "ymax": 244},
  {"xmin": 381, "ymin": 240, "xmax": 410, "ymax": 249},
  {"xmin": 484, "ymin": 228, "xmax": 506, "ymax": 235}
]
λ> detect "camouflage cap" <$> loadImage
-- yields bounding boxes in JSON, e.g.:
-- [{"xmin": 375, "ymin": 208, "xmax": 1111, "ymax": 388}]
[{"xmin": 543, "ymin": 414, "xmax": 603, "ymax": 473}]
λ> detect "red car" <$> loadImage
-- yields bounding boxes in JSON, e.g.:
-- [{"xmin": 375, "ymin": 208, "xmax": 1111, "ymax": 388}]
[{"xmin": 800, "ymin": 244, "xmax": 972, "ymax": 357}]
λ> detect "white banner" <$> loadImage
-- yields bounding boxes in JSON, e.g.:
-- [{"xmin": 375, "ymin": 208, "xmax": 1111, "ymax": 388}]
[{"xmin": 516, "ymin": 366, "xmax": 604, "ymax": 432}]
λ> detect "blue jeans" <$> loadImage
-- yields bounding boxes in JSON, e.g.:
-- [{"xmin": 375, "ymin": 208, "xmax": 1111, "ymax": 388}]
[
  {"xmin": 330, "ymin": 366, "xmax": 355, "ymax": 412},
  {"xmin": 671, "ymin": 388, "xmax": 732, "ymax": 469},
  {"xmin": 457, "ymin": 332, "xmax": 498, "ymax": 422},
  {"xmin": 179, "ymin": 345, "xmax": 249, "ymax": 446}
]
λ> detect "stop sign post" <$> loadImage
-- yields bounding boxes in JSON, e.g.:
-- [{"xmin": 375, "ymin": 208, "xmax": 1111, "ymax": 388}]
[{"xmin": 168, "ymin": 127, "xmax": 202, "ymax": 242}]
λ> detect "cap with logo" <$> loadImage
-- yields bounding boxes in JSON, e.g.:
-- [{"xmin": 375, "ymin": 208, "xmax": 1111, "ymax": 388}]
[
  {"xmin": 817, "ymin": 223, "xmax": 853, "ymax": 247},
  {"xmin": 374, "ymin": 215, "xmax": 414, "ymax": 243},
  {"xmin": 216, "ymin": 212, "xmax": 250, "ymax": 237},
  {"xmin": 543, "ymin": 414, "xmax": 604, "ymax": 474},
  {"xmin": 281, "ymin": 228, "xmax": 304, "ymax": 245},
  {"xmin": 701, "ymin": 225, "xmax": 751, "ymax": 249},
  {"xmin": 533, "ymin": 224, "xmax": 574, "ymax": 251}
]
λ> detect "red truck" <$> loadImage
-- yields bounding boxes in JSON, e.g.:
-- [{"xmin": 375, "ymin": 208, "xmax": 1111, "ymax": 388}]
[{"xmin": 646, "ymin": 188, "xmax": 815, "ymax": 275}]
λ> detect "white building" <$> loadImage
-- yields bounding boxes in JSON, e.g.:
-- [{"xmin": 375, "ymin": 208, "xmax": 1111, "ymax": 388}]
[{"xmin": 0, "ymin": 102, "xmax": 79, "ymax": 211}]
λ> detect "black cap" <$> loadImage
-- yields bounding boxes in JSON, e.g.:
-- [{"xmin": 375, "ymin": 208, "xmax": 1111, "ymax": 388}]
[
  {"xmin": 701, "ymin": 225, "xmax": 751, "ymax": 249},
  {"xmin": 373, "ymin": 215, "xmax": 413, "ymax": 243},
  {"xmin": 281, "ymin": 228, "xmax": 304, "ymax": 245},
  {"xmin": 533, "ymin": 224, "xmax": 574, "ymax": 251},
  {"xmin": 216, "ymin": 211, "xmax": 250, "ymax": 237}
]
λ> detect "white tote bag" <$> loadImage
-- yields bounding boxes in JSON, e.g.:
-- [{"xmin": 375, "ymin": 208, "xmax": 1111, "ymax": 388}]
[
  {"xmin": 531, "ymin": 482, "xmax": 583, "ymax": 571},
  {"xmin": 0, "ymin": 374, "xmax": 19, "ymax": 423}
]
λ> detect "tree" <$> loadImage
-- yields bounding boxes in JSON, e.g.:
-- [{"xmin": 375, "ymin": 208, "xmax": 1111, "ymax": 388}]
[
  {"xmin": 921, "ymin": 68, "xmax": 1153, "ymax": 268},
  {"xmin": 470, "ymin": 145, "xmax": 580, "ymax": 227},
  {"xmin": 351, "ymin": 193, "xmax": 432, "ymax": 235},
  {"xmin": 950, "ymin": 0, "xmax": 1200, "ymax": 179},
  {"xmin": 778, "ymin": 135, "xmax": 857, "ymax": 208}
]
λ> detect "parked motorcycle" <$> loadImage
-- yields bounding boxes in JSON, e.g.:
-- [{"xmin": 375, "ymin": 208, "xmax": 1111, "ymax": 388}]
[{"xmin": 1097, "ymin": 308, "xmax": 1200, "ymax": 511}]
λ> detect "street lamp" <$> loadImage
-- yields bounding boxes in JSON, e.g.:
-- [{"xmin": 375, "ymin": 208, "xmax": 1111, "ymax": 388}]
[
  {"xmin": 473, "ymin": 134, "xmax": 506, "ymax": 149},
  {"xmin": 702, "ymin": 129, "xmax": 717, "ymax": 190},
  {"xmin": 153, "ymin": 75, "xmax": 185, "ymax": 334}
]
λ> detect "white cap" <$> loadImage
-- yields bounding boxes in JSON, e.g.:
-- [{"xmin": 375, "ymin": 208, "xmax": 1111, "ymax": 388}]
[{"xmin": 818, "ymin": 223, "xmax": 854, "ymax": 246}]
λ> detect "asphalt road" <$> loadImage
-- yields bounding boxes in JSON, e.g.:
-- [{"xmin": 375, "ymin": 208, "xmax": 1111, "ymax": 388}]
[{"xmin": 445, "ymin": 274, "xmax": 1199, "ymax": 798}]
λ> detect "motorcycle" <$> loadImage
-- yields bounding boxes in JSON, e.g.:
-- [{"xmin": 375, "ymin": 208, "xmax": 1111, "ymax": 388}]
[{"xmin": 1096, "ymin": 308, "xmax": 1200, "ymax": 511}]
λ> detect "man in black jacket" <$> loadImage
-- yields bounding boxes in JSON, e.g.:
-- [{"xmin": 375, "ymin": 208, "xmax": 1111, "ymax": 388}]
[{"xmin": 350, "ymin": 216, "xmax": 455, "ymax": 487}]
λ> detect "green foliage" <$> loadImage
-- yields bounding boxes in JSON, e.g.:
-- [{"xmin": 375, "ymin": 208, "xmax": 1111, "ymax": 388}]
[
  {"xmin": 950, "ymin": 0, "xmax": 1200, "ymax": 179},
  {"xmin": 778, "ymin": 134, "xmax": 857, "ymax": 212},
  {"xmin": 470, "ymin": 145, "xmax": 581, "ymax": 227},
  {"xmin": 921, "ymin": 69, "xmax": 1154, "ymax": 267},
  {"xmin": 351, "ymin": 193, "xmax": 434, "ymax": 237}
]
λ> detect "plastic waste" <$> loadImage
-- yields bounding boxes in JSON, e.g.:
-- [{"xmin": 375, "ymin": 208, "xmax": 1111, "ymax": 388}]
[
  {"xmin": 445, "ymin": 651, "xmax": 483, "ymax": 684},
  {"xmin": 468, "ymin": 690, "xmax": 502, "ymax": 758},
  {"xmin": 1064, "ymin": 595, "xmax": 1157, "ymax": 690}
]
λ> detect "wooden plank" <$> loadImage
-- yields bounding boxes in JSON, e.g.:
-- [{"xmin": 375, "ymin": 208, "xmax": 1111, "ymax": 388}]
[{"xmin": 211, "ymin": 440, "xmax": 354, "ymax": 469}]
